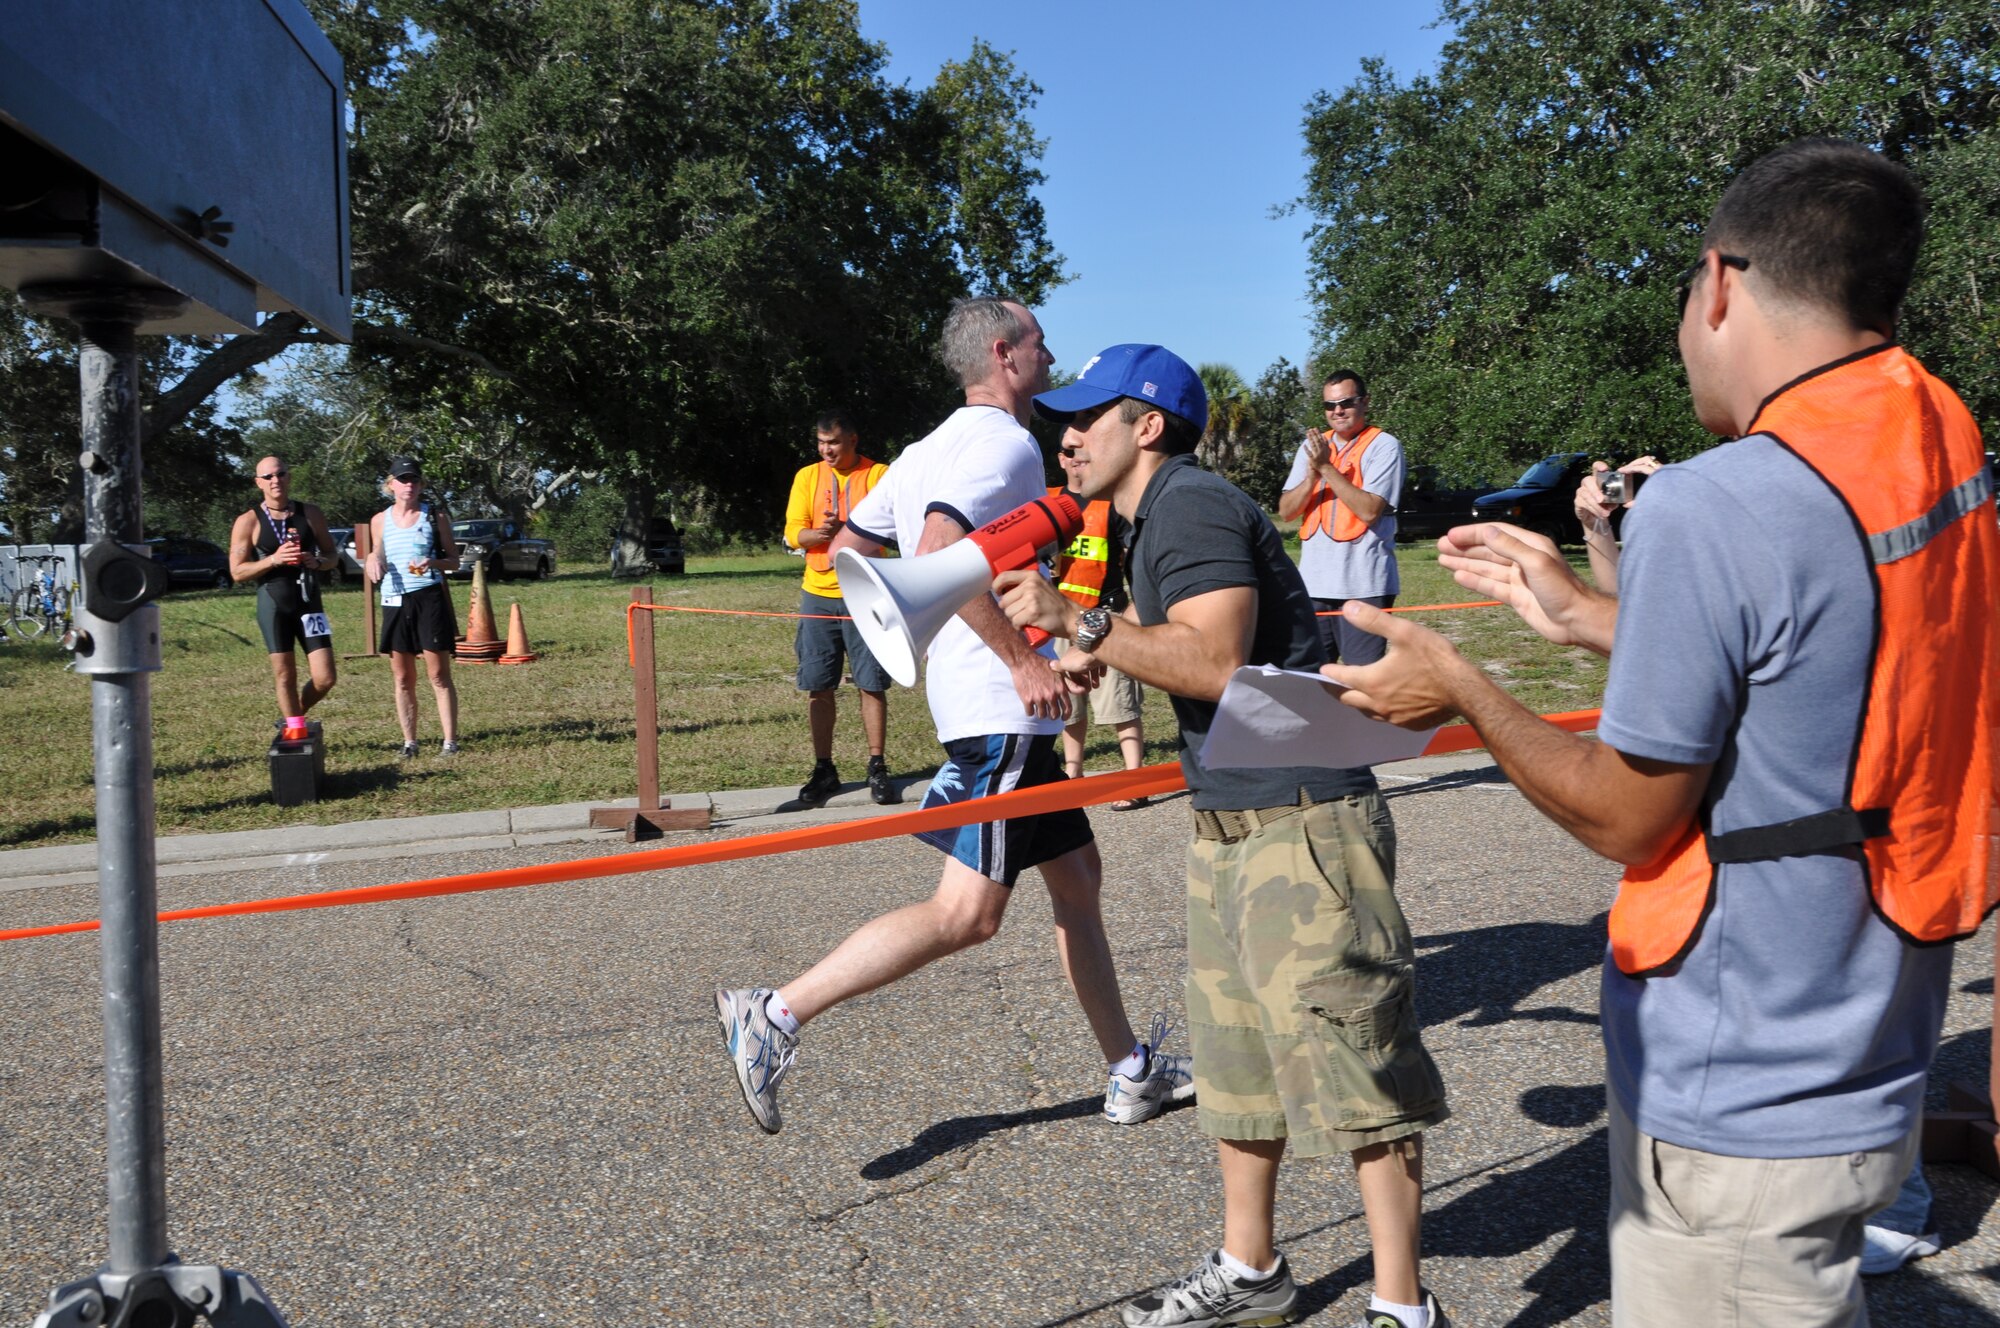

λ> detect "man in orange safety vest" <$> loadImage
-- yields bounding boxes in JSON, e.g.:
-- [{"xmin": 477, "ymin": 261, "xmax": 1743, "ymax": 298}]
[
  {"xmin": 1275, "ymin": 370, "xmax": 1404, "ymax": 666},
  {"xmin": 1318, "ymin": 138, "xmax": 1998, "ymax": 1327}
]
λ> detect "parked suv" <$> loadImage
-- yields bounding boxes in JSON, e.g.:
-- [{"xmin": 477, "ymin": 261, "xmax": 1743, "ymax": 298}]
[
  {"xmin": 1471, "ymin": 453, "xmax": 1596, "ymax": 545},
  {"xmin": 609, "ymin": 516, "xmax": 685, "ymax": 577},
  {"xmin": 1395, "ymin": 465, "xmax": 1487, "ymax": 544},
  {"xmin": 449, "ymin": 519, "xmax": 556, "ymax": 579},
  {"xmin": 145, "ymin": 535, "xmax": 232, "ymax": 590}
]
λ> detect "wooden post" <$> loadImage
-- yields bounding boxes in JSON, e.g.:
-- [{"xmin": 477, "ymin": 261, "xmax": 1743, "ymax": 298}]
[
  {"xmin": 633, "ymin": 583, "xmax": 661, "ymax": 812},
  {"xmin": 344, "ymin": 517, "xmax": 380, "ymax": 660},
  {"xmin": 590, "ymin": 584, "xmax": 711, "ymax": 839}
]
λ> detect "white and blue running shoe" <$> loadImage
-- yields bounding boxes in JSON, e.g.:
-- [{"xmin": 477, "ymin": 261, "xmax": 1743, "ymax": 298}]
[
  {"xmin": 715, "ymin": 987, "xmax": 798, "ymax": 1134},
  {"xmin": 1105, "ymin": 1012, "xmax": 1198, "ymax": 1125}
]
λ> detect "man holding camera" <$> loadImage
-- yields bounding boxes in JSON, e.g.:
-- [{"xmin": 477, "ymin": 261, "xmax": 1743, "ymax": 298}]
[
  {"xmin": 783, "ymin": 409, "xmax": 895, "ymax": 806},
  {"xmin": 1324, "ymin": 138, "xmax": 1998, "ymax": 1325},
  {"xmin": 1276, "ymin": 371, "xmax": 1405, "ymax": 665}
]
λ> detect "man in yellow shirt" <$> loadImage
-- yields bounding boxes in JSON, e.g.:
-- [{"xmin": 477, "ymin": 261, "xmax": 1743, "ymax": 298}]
[{"xmin": 784, "ymin": 410, "xmax": 896, "ymax": 805}]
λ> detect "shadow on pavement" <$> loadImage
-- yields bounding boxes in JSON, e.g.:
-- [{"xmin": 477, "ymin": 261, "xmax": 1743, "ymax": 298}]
[
  {"xmin": 1383, "ymin": 764, "xmax": 1513, "ymax": 797},
  {"xmin": 1415, "ymin": 913, "xmax": 1608, "ymax": 1028},
  {"xmin": 861, "ymin": 1091, "xmax": 1196, "ymax": 1180},
  {"xmin": 1295, "ymin": 1088, "xmax": 1611, "ymax": 1327}
]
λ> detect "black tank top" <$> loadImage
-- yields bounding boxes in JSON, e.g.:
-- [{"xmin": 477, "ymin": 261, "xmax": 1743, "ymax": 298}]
[{"xmin": 250, "ymin": 503, "xmax": 323, "ymax": 604}]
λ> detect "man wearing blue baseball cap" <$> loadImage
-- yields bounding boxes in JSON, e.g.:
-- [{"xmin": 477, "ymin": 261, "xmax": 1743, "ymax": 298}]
[{"xmin": 1000, "ymin": 344, "xmax": 1451, "ymax": 1328}]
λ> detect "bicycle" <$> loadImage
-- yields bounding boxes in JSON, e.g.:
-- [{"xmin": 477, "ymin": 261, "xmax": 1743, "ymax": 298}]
[{"xmin": 7, "ymin": 555, "xmax": 74, "ymax": 639}]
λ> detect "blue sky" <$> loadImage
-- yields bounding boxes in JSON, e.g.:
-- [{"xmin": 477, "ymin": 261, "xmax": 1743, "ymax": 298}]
[{"xmin": 857, "ymin": 2, "xmax": 1455, "ymax": 382}]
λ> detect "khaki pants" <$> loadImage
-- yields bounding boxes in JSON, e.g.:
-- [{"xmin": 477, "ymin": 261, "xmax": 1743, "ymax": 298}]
[{"xmin": 1608, "ymin": 1095, "xmax": 1915, "ymax": 1327}]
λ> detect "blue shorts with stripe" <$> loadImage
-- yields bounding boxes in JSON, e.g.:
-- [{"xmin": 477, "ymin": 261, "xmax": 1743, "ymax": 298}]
[{"xmin": 914, "ymin": 733, "xmax": 1093, "ymax": 886}]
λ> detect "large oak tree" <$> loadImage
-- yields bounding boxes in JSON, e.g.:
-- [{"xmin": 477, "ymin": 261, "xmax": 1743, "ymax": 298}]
[{"xmin": 1302, "ymin": 0, "xmax": 1999, "ymax": 485}]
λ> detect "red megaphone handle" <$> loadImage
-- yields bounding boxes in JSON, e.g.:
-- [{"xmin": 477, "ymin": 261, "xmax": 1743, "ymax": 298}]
[{"xmin": 964, "ymin": 493, "xmax": 1083, "ymax": 653}]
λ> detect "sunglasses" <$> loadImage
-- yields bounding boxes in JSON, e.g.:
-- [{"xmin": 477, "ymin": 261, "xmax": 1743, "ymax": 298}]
[
  {"xmin": 1676, "ymin": 253, "xmax": 1751, "ymax": 317},
  {"xmin": 391, "ymin": 473, "xmax": 421, "ymax": 483},
  {"xmin": 257, "ymin": 469, "xmax": 289, "ymax": 480},
  {"xmin": 1322, "ymin": 395, "xmax": 1364, "ymax": 411}
]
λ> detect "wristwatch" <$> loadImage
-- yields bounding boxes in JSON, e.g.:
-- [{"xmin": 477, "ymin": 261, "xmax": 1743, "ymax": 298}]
[{"xmin": 1073, "ymin": 606, "xmax": 1113, "ymax": 653}]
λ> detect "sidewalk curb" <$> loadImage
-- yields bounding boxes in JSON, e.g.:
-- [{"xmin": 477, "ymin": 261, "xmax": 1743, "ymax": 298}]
[{"xmin": 0, "ymin": 750, "xmax": 1501, "ymax": 894}]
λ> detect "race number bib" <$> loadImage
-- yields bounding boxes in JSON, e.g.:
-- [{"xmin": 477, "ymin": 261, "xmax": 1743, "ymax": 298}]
[{"xmin": 299, "ymin": 611, "xmax": 331, "ymax": 639}]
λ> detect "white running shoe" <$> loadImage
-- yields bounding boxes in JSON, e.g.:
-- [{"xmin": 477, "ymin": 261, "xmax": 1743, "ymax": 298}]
[
  {"xmin": 1860, "ymin": 1224, "xmax": 1940, "ymax": 1274},
  {"xmin": 1106, "ymin": 1013, "xmax": 1198, "ymax": 1125},
  {"xmin": 715, "ymin": 987, "xmax": 797, "ymax": 1134}
]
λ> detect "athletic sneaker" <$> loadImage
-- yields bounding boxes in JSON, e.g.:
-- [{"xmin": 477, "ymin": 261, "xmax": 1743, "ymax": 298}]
[
  {"xmin": 868, "ymin": 756, "xmax": 900, "ymax": 805},
  {"xmin": 440, "ymin": 740, "xmax": 460, "ymax": 757},
  {"xmin": 1105, "ymin": 1012, "xmax": 1197, "ymax": 1125},
  {"xmin": 1354, "ymin": 1289, "xmax": 1451, "ymax": 1328},
  {"xmin": 715, "ymin": 987, "xmax": 797, "ymax": 1133},
  {"xmin": 397, "ymin": 741, "xmax": 419, "ymax": 760},
  {"xmin": 1122, "ymin": 1250, "xmax": 1297, "ymax": 1327},
  {"xmin": 797, "ymin": 761, "xmax": 841, "ymax": 806},
  {"xmin": 280, "ymin": 719, "xmax": 309, "ymax": 742},
  {"xmin": 1861, "ymin": 1225, "xmax": 1941, "ymax": 1275}
]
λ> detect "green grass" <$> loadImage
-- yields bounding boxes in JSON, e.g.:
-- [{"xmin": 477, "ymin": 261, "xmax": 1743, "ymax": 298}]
[{"xmin": 0, "ymin": 544, "xmax": 1605, "ymax": 847}]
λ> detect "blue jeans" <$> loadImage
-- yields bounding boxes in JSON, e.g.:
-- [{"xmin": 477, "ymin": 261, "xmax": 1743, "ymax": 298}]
[{"xmin": 1871, "ymin": 1157, "xmax": 1933, "ymax": 1235}]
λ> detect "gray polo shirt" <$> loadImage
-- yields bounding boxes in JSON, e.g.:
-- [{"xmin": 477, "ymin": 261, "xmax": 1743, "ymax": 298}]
[
  {"xmin": 1598, "ymin": 435, "xmax": 1953, "ymax": 1158},
  {"xmin": 1127, "ymin": 454, "xmax": 1376, "ymax": 811}
]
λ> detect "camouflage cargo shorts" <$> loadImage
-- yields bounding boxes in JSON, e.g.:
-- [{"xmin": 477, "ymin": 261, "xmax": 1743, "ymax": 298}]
[{"xmin": 1186, "ymin": 793, "xmax": 1449, "ymax": 1157}]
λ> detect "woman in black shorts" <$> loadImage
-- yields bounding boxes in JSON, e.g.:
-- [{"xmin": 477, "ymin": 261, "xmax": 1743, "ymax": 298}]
[{"xmin": 366, "ymin": 457, "xmax": 463, "ymax": 758}]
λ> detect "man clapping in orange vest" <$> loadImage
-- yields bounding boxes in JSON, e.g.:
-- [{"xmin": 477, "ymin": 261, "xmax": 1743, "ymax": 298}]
[
  {"xmin": 1274, "ymin": 370, "xmax": 1404, "ymax": 665},
  {"xmin": 783, "ymin": 409, "xmax": 896, "ymax": 806}
]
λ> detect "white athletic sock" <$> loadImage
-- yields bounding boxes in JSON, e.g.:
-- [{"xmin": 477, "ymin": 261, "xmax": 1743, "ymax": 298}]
[
  {"xmin": 1217, "ymin": 1249, "xmax": 1278, "ymax": 1282},
  {"xmin": 1367, "ymin": 1294, "xmax": 1428, "ymax": 1328},
  {"xmin": 1109, "ymin": 1043, "xmax": 1147, "ymax": 1078},
  {"xmin": 762, "ymin": 991, "xmax": 801, "ymax": 1036}
]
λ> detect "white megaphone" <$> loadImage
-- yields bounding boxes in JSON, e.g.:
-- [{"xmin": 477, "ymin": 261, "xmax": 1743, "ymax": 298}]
[{"xmin": 836, "ymin": 492, "xmax": 1084, "ymax": 687}]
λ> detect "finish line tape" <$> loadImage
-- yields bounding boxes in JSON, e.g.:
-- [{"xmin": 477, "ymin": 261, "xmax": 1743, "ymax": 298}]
[{"xmin": 0, "ymin": 710, "xmax": 1600, "ymax": 943}]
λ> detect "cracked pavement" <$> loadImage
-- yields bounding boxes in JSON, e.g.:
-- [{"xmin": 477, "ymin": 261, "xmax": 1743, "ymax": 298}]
[{"xmin": 2, "ymin": 751, "xmax": 1995, "ymax": 1326}]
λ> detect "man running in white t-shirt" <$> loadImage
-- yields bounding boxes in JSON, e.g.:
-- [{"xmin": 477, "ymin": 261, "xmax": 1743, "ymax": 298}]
[{"xmin": 716, "ymin": 296, "xmax": 1192, "ymax": 1134}]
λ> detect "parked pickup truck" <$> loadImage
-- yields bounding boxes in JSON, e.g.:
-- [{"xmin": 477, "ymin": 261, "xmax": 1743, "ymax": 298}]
[
  {"xmin": 1395, "ymin": 465, "xmax": 1488, "ymax": 544},
  {"xmin": 448, "ymin": 519, "xmax": 556, "ymax": 580},
  {"xmin": 1470, "ymin": 452, "xmax": 1596, "ymax": 545}
]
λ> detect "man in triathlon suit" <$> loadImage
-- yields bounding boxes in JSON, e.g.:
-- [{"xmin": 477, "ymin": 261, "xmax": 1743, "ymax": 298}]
[
  {"xmin": 229, "ymin": 454, "xmax": 339, "ymax": 742},
  {"xmin": 365, "ymin": 456, "xmax": 462, "ymax": 758}
]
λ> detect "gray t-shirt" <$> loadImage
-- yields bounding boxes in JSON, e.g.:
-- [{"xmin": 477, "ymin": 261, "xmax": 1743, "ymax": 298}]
[
  {"xmin": 1284, "ymin": 429, "xmax": 1405, "ymax": 599},
  {"xmin": 1597, "ymin": 436, "xmax": 1953, "ymax": 1159},
  {"xmin": 1128, "ymin": 455, "xmax": 1376, "ymax": 810}
]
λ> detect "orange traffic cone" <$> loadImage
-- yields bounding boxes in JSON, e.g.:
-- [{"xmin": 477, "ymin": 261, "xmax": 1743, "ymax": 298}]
[
  {"xmin": 456, "ymin": 556, "xmax": 504, "ymax": 662},
  {"xmin": 498, "ymin": 601, "xmax": 539, "ymax": 664}
]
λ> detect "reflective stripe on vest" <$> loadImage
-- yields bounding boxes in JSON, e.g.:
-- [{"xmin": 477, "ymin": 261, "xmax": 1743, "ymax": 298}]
[
  {"xmin": 1049, "ymin": 489, "xmax": 1112, "ymax": 607},
  {"xmin": 1298, "ymin": 426, "xmax": 1382, "ymax": 542},
  {"xmin": 805, "ymin": 459, "xmax": 880, "ymax": 572},
  {"xmin": 1609, "ymin": 346, "xmax": 2000, "ymax": 976}
]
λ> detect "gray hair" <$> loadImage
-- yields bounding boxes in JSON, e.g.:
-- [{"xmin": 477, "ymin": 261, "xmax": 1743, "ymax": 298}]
[{"xmin": 939, "ymin": 296, "xmax": 1026, "ymax": 388}]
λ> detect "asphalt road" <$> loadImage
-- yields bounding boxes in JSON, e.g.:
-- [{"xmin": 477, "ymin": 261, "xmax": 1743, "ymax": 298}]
[{"xmin": 3, "ymin": 755, "xmax": 1995, "ymax": 1327}]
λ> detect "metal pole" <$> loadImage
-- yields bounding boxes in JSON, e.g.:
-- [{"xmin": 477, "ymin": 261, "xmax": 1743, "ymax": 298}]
[{"xmin": 76, "ymin": 302, "xmax": 168, "ymax": 1275}]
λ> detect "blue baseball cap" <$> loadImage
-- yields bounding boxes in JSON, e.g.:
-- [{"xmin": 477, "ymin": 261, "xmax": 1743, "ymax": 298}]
[{"xmin": 1033, "ymin": 344, "xmax": 1208, "ymax": 432}]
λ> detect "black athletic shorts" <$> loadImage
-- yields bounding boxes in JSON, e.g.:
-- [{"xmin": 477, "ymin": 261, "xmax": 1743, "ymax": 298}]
[
  {"xmin": 256, "ymin": 582, "xmax": 333, "ymax": 654},
  {"xmin": 378, "ymin": 582, "xmax": 458, "ymax": 656}
]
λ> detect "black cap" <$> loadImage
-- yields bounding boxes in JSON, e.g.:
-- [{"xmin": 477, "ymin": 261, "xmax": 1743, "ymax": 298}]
[{"xmin": 387, "ymin": 455, "xmax": 420, "ymax": 480}]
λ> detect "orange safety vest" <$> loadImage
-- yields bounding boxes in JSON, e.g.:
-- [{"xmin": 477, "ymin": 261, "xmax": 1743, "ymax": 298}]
[
  {"xmin": 1609, "ymin": 346, "xmax": 2000, "ymax": 977},
  {"xmin": 1048, "ymin": 488, "xmax": 1112, "ymax": 607},
  {"xmin": 1298, "ymin": 426, "xmax": 1383, "ymax": 541},
  {"xmin": 805, "ymin": 458, "xmax": 880, "ymax": 572}
]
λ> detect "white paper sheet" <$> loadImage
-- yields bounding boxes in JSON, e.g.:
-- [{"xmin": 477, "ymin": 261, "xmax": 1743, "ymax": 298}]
[{"xmin": 1198, "ymin": 664, "xmax": 1440, "ymax": 769}]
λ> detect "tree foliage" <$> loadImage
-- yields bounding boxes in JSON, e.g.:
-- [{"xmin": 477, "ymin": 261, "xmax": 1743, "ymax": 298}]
[
  {"xmin": 1302, "ymin": 0, "xmax": 2000, "ymax": 484},
  {"xmin": 1, "ymin": 0, "xmax": 1064, "ymax": 544}
]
